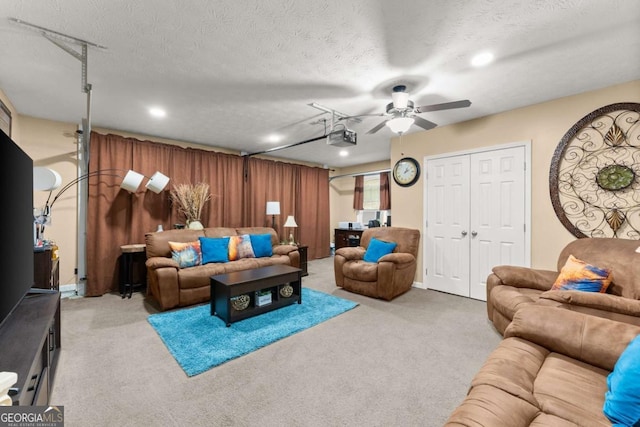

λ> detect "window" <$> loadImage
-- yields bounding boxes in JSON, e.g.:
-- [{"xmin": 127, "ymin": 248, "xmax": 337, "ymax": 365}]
[
  {"xmin": 358, "ymin": 175, "xmax": 389, "ymax": 226},
  {"xmin": 362, "ymin": 175, "xmax": 380, "ymax": 210}
]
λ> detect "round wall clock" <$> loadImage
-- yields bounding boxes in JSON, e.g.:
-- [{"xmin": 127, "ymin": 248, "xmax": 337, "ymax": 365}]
[
  {"xmin": 393, "ymin": 157, "xmax": 420, "ymax": 187},
  {"xmin": 549, "ymin": 102, "xmax": 640, "ymax": 239}
]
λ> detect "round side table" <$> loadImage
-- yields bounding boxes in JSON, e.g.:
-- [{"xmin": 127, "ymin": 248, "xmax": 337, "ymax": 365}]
[{"xmin": 120, "ymin": 244, "xmax": 146, "ymax": 299}]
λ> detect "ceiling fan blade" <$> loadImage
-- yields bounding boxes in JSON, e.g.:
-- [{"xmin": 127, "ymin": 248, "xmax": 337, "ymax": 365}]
[
  {"xmin": 367, "ymin": 120, "xmax": 388, "ymax": 134},
  {"xmin": 413, "ymin": 116, "xmax": 438, "ymax": 131},
  {"xmin": 415, "ymin": 100, "xmax": 471, "ymax": 113}
]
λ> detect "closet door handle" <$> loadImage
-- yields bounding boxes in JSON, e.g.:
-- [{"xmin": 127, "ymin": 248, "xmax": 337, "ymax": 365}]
[
  {"xmin": 471, "ymin": 231, "xmax": 478, "ymax": 237},
  {"xmin": 461, "ymin": 230, "xmax": 468, "ymax": 237}
]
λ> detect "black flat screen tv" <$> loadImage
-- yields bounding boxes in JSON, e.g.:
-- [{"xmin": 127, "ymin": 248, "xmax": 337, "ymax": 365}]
[{"xmin": 0, "ymin": 129, "xmax": 34, "ymax": 329}]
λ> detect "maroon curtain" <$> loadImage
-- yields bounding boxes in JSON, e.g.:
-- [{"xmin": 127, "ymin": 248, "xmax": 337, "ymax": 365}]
[
  {"xmin": 244, "ymin": 157, "xmax": 330, "ymax": 258},
  {"xmin": 86, "ymin": 132, "xmax": 329, "ymax": 296},
  {"xmin": 380, "ymin": 172, "xmax": 391, "ymax": 210},
  {"xmin": 353, "ymin": 175, "xmax": 364, "ymax": 210},
  {"xmin": 245, "ymin": 157, "xmax": 297, "ymax": 235},
  {"xmin": 297, "ymin": 165, "xmax": 330, "ymax": 259}
]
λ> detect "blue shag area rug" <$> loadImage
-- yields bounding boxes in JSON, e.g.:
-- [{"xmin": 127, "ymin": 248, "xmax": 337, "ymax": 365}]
[{"xmin": 148, "ymin": 288, "xmax": 358, "ymax": 376}]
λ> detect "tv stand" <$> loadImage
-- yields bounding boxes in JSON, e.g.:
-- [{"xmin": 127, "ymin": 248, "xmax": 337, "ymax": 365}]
[{"xmin": 0, "ymin": 291, "xmax": 60, "ymax": 405}]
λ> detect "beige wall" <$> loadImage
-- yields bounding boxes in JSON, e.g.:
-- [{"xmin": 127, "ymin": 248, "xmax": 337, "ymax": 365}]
[
  {"xmin": 19, "ymin": 116, "xmax": 81, "ymax": 286},
  {"xmin": 329, "ymin": 160, "xmax": 390, "ymax": 242},
  {"xmin": 390, "ymin": 79, "xmax": 640, "ymax": 285},
  {"xmin": 0, "ymin": 89, "xmax": 21, "ymax": 143}
]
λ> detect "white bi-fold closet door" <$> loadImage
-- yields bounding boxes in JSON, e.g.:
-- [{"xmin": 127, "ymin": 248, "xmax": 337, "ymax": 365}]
[{"xmin": 424, "ymin": 144, "xmax": 530, "ymax": 300}]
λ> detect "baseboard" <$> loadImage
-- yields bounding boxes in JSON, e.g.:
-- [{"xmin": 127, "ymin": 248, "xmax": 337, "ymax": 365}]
[
  {"xmin": 60, "ymin": 283, "xmax": 85, "ymax": 299},
  {"xmin": 412, "ymin": 281, "xmax": 426, "ymax": 290}
]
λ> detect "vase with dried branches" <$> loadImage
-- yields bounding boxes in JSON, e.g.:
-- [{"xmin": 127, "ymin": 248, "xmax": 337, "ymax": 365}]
[{"xmin": 170, "ymin": 182, "xmax": 212, "ymax": 229}]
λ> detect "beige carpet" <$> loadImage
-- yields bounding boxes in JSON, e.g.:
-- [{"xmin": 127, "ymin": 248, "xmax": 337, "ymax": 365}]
[{"xmin": 51, "ymin": 256, "xmax": 501, "ymax": 426}]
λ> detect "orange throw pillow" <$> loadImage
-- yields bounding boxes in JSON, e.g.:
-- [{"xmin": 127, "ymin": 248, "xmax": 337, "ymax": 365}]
[{"xmin": 551, "ymin": 254, "xmax": 611, "ymax": 293}]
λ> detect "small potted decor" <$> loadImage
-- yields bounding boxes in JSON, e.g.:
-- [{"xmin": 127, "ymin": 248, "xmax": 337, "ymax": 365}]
[{"xmin": 170, "ymin": 182, "xmax": 212, "ymax": 229}]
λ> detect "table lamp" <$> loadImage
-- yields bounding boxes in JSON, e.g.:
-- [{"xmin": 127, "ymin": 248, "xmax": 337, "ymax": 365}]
[{"xmin": 283, "ymin": 215, "xmax": 298, "ymax": 245}]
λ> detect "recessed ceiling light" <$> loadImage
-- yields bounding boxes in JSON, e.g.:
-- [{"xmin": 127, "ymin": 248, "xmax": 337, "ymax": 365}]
[
  {"xmin": 471, "ymin": 52, "xmax": 494, "ymax": 67},
  {"xmin": 339, "ymin": 150, "xmax": 348, "ymax": 157},
  {"xmin": 149, "ymin": 107, "xmax": 166, "ymax": 118},
  {"xmin": 266, "ymin": 134, "xmax": 282, "ymax": 143}
]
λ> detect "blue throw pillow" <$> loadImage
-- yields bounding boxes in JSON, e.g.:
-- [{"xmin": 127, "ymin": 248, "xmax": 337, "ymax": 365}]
[
  {"xmin": 603, "ymin": 334, "xmax": 640, "ymax": 426},
  {"xmin": 199, "ymin": 236, "xmax": 230, "ymax": 264},
  {"xmin": 363, "ymin": 238, "xmax": 397, "ymax": 263},
  {"xmin": 250, "ymin": 233, "xmax": 273, "ymax": 258}
]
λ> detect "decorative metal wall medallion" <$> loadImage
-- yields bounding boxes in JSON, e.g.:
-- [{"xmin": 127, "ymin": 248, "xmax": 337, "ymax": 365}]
[{"xmin": 549, "ymin": 103, "xmax": 640, "ymax": 239}]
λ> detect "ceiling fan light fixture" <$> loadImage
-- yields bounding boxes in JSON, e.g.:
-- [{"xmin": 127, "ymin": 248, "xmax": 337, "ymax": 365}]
[
  {"xmin": 391, "ymin": 91, "xmax": 410, "ymax": 109},
  {"xmin": 386, "ymin": 117, "xmax": 414, "ymax": 134}
]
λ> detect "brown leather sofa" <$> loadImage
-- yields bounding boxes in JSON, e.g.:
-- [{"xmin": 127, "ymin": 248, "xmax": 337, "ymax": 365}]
[
  {"xmin": 446, "ymin": 305, "xmax": 640, "ymax": 426},
  {"xmin": 334, "ymin": 227, "xmax": 420, "ymax": 300},
  {"xmin": 145, "ymin": 227, "xmax": 299, "ymax": 310},
  {"xmin": 487, "ymin": 237, "xmax": 640, "ymax": 334}
]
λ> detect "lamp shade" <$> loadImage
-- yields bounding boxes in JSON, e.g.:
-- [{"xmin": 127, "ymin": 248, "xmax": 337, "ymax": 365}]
[
  {"xmin": 33, "ymin": 167, "xmax": 62, "ymax": 191},
  {"xmin": 283, "ymin": 215, "xmax": 297, "ymax": 228},
  {"xmin": 386, "ymin": 117, "xmax": 415, "ymax": 134},
  {"xmin": 266, "ymin": 201, "xmax": 280, "ymax": 215},
  {"xmin": 120, "ymin": 170, "xmax": 144, "ymax": 193},
  {"xmin": 145, "ymin": 171, "xmax": 170, "ymax": 194}
]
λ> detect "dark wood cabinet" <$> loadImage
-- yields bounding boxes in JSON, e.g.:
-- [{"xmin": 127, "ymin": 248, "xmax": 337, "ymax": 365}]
[
  {"xmin": 33, "ymin": 248, "xmax": 61, "ymax": 356},
  {"xmin": 0, "ymin": 291, "xmax": 60, "ymax": 405},
  {"xmin": 34, "ymin": 249, "xmax": 59, "ymax": 290},
  {"xmin": 334, "ymin": 229, "xmax": 364, "ymax": 250},
  {"xmin": 18, "ymin": 247, "xmax": 63, "ymax": 405}
]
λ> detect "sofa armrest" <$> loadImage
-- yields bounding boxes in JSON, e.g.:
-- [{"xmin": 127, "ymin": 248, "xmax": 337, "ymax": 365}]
[
  {"xmin": 336, "ymin": 246, "xmax": 365, "ymax": 261},
  {"xmin": 272, "ymin": 244, "xmax": 297, "ymax": 256},
  {"xmin": 378, "ymin": 253, "xmax": 415, "ymax": 265},
  {"xmin": 539, "ymin": 290, "xmax": 640, "ymax": 317},
  {"xmin": 491, "ymin": 266, "xmax": 558, "ymax": 291},
  {"xmin": 145, "ymin": 257, "xmax": 180, "ymax": 310},
  {"xmin": 335, "ymin": 246, "xmax": 366, "ymax": 261},
  {"xmin": 505, "ymin": 305, "xmax": 640, "ymax": 371},
  {"xmin": 146, "ymin": 256, "xmax": 179, "ymax": 270}
]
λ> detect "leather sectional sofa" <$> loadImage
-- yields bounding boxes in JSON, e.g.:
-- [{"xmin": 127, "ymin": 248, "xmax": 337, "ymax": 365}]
[
  {"xmin": 145, "ymin": 227, "xmax": 299, "ymax": 310},
  {"xmin": 446, "ymin": 305, "xmax": 640, "ymax": 426},
  {"xmin": 446, "ymin": 237, "xmax": 640, "ymax": 425},
  {"xmin": 487, "ymin": 237, "xmax": 640, "ymax": 334}
]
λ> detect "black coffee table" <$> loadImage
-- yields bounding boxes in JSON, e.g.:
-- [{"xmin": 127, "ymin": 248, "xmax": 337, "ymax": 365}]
[{"xmin": 210, "ymin": 264, "xmax": 302, "ymax": 326}]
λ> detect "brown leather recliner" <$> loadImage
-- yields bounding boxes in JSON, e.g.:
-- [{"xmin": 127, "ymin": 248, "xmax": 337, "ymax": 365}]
[
  {"xmin": 334, "ymin": 227, "xmax": 420, "ymax": 300},
  {"xmin": 487, "ymin": 237, "xmax": 640, "ymax": 334}
]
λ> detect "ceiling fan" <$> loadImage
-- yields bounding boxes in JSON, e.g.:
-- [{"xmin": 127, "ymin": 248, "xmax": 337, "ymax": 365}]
[{"xmin": 364, "ymin": 85, "xmax": 471, "ymax": 135}]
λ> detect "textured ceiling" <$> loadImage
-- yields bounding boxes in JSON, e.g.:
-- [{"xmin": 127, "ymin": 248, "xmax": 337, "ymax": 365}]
[{"xmin": 1, "ymin": 0, "xmax": 639, "ymax": 168}]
